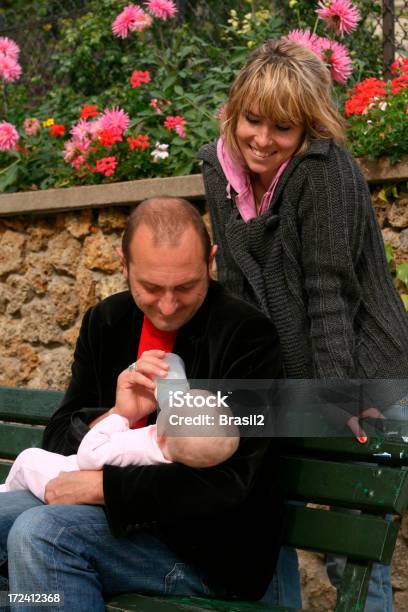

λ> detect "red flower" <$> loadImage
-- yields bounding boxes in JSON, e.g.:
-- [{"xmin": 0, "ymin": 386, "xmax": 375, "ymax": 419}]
[
  {"xmin": 130, "ymin": 70, "xmax": 151, "ymax": 88},
  {"xmin": 391, "ymin": 57, "xmax": 408, "ymax": 76},
  {"xmin": 391, "ymin": 74, "xmax": 408, "ymax": 94},
  {"xmin": 94, "ymin": 156, "xmax": 117, "ymax": 176},
  {"xmin": 163, "ymin": 115, "xmax": 186, "ymax": 138},
  {"xmin": 127, "ymin": 134, "xmax": 149, "ymax": 150},
  {"xmin": 344, "ymin": 78, "xmax": 386, "ymax": 116},
  {"xmin": 98, "ymin": 127, "xmax": 123, "ymax": 147},
  {"xmin": 15, "ymin": 144, "xmax": 29, "ymax": 154},
  {"xmin": 80, "ymin": 104, "xmax": 99, "ymax": 120},
  {"xmin": 49, "ymin": 124, "xmax": 65, "ymax": 137}
]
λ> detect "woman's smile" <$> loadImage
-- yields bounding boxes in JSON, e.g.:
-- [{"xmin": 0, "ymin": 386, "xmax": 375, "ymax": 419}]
[{"xmin": 236, "ymin": 111, "xmax": 303, "ymax": 185}]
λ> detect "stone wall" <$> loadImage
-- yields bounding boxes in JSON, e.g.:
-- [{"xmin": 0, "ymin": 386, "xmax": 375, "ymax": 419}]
[
  {"xmin": 373, "ymin": 185, "xmax": 408, "ymax": 262},
  {"xmin": 1, "ymin": 187, "xmax": 406, "ymax": 391},
  {"xmin": 0, "ymin": 183, "xmax": 408, "ymax": 610},
  {"xmin": 0, "ymin": 207, "xmax": 130, "ymax": 390}
]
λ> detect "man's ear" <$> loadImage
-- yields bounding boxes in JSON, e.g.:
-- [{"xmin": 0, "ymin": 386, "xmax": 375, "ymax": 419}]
[
  {"xmin": 116, "ymin": 247, "xmax": 128, "ymax": 280},
  {"xmin": 208, "ymin": 244, "xmax": 218, "ymax": 279}
]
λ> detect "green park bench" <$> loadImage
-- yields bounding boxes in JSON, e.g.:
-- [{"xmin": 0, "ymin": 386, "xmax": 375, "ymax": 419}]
[{"xmin": 1, "ymin": 385, "xmax": 408, "ymax": 612}]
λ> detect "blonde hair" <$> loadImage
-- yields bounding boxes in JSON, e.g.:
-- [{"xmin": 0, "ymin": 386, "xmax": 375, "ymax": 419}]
[{"xmin": 221, "ymin": 38, "xmax": 346, "ymax": 161}]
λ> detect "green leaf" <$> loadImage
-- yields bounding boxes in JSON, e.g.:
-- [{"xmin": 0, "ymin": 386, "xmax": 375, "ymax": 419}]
[
  {"xmin": 401, "ymin": 294, "xmax": 408, "ymax": 311},
  {"xmin": 384, "ymin": 243, "xmax": 394, "ymax": 264},
  {"xmin": 161, "ymin": 75, "xmax": 177, "ymax": 93},
  {"xmin": 378, "ymin": 189, "xmax": 388, "ymax": 202},
  {"xmin": 173, "ymin": 160, "xmax": 194, "ymax": 176},
  {"xmin": 396, "ymin": 263, "xmax": 408, "ymax": 289},
  {"xmin": 0, "ymin": 163, "xmax": 19, "ymax": 192}
]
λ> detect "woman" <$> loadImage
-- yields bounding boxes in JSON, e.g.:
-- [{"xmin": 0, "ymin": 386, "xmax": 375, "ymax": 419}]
[{"xmin": 198, "ymin": 38, "xmax": 408, "ymax": 611}]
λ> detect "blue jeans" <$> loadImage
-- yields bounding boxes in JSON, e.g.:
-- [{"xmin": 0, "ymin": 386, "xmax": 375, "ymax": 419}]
[
  {"xmin": 261, "ymin": 546, "xmax": 302, "ymax": 608},
  {"xmin": 0, "ymin": 491, "xmax": 228, "ymax": 612}
]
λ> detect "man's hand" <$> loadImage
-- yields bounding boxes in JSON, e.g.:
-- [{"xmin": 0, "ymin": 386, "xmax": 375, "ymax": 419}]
[
  {"xmin": 45, "ymin": 471, "xmax": 104, "ymax": 505},
  {"xmin": 113, "ymin": 349, "xmax": 169, "ymax": 425}
]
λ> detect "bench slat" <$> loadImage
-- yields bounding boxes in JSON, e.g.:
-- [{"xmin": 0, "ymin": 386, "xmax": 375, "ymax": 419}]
[
  {"xmin": 335, "ymin": 561, "xmax": 371, "ymax": 612},
  {"xmin": 280, "ymin": 456, "xmax": 408, "ymax": 514},
  {"xmin": 0, "ymin": 459, "xmax": 12, "ymax": 482},
  {"xmin": 286, "ymin": 435, "xmax": 408, "ymax": 465},
  {"xmin": 0, "ymin": 423, "xmax": 45, "ymax": 459},
  {"xmin": 0, "ymin": 387, "xmax": 63, "ymax": 424},
  {"xmin": 285, "ymin": 505, "xmax": 399, "ymax": 563}
]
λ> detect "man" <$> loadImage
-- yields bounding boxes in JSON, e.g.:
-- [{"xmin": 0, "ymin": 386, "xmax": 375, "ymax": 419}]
[{"xmin": 0, "ymin": 197, "xmax": 283, "ymax": 610}]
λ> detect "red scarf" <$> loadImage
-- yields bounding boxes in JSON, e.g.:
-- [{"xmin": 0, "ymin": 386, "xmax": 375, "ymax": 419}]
[{"xmin": 132, "ymin": 315, "xmax": 177, "ymax": 428}]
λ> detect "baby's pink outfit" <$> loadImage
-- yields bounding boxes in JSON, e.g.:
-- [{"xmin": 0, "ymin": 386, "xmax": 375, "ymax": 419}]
[{"xmin": 0, "ymin": 414, "xmax": 170, "ymax": 502}]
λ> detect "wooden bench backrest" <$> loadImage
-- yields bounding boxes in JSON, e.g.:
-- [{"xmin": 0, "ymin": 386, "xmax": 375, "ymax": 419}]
[{"xmin": 0, "ymin": 386, "xmax": 63, "ymax": 482}]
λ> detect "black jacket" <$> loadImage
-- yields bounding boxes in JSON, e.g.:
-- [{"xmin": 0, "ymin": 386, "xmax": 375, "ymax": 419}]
[{"xmin": 43, "ymin": 281, "xmax": 284, "ymax": 599}]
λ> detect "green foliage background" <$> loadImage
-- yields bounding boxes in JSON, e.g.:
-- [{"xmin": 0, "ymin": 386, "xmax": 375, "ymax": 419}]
[{"xmin": 0, "ymin": 0, "xmax": 401, "ymax": 192}]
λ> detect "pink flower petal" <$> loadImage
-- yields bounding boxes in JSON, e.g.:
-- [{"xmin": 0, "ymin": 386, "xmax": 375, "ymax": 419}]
[{"xmin": 145, "ymin": 0, "xmax": 177, "ymax": 21}]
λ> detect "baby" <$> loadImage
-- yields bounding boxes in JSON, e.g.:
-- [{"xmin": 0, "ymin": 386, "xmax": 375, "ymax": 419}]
[{"xmin": 0, "ymin": 388, "xmax": 239, "ymax": 502}]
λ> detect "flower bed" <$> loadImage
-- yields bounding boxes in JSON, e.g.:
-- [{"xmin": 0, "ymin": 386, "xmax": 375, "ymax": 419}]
[
  {"xmin": 0, "ymin": 0, "xmax": 403, "ymax": 193},
  {"xmin": 345, "ymin": 57, "xmax": 408, "ymax": 163}
]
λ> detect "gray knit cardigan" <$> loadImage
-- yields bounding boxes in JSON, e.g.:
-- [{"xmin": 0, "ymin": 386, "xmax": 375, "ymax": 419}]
[{"xmin": 198, "ymin": 139, "xmax": 408, "ymax": 382}]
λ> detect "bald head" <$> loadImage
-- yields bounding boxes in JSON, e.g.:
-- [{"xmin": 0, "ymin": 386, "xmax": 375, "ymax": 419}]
[{"xmin": 122, "ymin": 197, "xmax": 211, "ymax": 266}]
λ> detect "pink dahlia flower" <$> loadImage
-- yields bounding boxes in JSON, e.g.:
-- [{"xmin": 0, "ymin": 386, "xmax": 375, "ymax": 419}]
[
  {"xmin": 316, "ymin": 0, "xmax": 360, "ymax": 36},
  {"xmin": 146, "ymin": 0, "xmax": 177, "ymax": 20},
  {"xmin": 0, "ymin": 121, "xmax": 19, "ymax": 151},
  {"xmin": 112, "ymin": 4, "xmax": 151, "ymax": 38},
  {"xmin": 87, "ymin": 119, "xmax": 103, "ymax": 139},
  {"xmin": 131, "ymin": 10, "xmax": 152, "ymax": 31},
  {"xmin": 63, "ymin": 140, "xmax": 78, "ymax": 163},
  {"xmin": 70, "ymin": 119, "xmax": 91, "ymax": 142},
  {"xmin": 23, "ymin": 117, "xmax": 41, "ymax": 136},
  {"xmin": 317, "ymin": 38, "xmax": 352, "ymax": 83},
  {"xmin": 0, "ymin": 37, "xmax": 20, "ymax": 60},
  {"xmin": 63, "ymin": 139, "xmax": 90, "ymax": 168},
  {"xmin": 100, "ymin": 107, "xmax": 130, "ymax": 134},
  {"xmin": 285, "ymin": 30, "xmax": 322, "ymax": 58},
  {"xmin": 0, "ymin": 55, "xmax": 22, "ymax": 82}
]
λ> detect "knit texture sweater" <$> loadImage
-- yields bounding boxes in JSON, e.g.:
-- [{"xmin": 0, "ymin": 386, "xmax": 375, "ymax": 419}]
[{"xmin": 198, "ymin": 139, "xmax": 408, "ymax": 381}]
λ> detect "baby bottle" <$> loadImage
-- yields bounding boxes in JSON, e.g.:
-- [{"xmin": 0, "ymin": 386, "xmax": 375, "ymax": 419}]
[{"xmin": 155, "ymin": 352, "xmax": 190, "ymax": 410}]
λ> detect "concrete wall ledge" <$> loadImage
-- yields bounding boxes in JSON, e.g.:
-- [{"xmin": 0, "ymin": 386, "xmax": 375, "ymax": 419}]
[
  {"xmin": 357, "ymin": 156, "xmax": 408, "ymax": 184},
  {"xmin": 0, "ymin": 174, "xmax": 205, "ymax": 217},
  {"xmin": 0, "ymin": 156, "xmax": 407, "ymax": 218}
]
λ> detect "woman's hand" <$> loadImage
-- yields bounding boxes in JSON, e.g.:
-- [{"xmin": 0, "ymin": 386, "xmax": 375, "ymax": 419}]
[
  {"xmin": 346, "ymin": 407, "xmax": 385, "ymax": 443},
  {"xmin": 112, "ymin": 349, "xmax": 169, "ymax": 425}
]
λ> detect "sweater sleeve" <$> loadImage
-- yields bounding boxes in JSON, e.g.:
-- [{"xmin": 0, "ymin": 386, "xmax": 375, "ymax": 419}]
[{"xmin": 298, "ymin": 149, "xmax": 369, "ymax": 378}]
